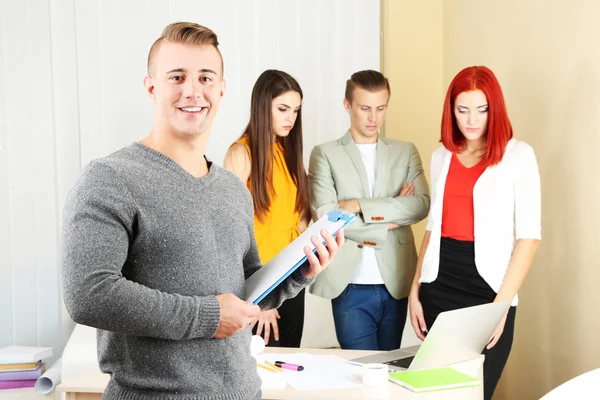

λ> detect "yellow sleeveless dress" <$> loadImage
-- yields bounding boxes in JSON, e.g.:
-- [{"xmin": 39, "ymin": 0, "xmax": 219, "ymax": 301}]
[{"xmin": 236, "ymin": 136, "xmax": 302, "ymax": 264}]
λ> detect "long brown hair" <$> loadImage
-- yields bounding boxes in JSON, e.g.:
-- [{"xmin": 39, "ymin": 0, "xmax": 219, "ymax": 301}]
[{"xmin": 242, "ymin": 70, "xmax": 309, "ymax": 222}]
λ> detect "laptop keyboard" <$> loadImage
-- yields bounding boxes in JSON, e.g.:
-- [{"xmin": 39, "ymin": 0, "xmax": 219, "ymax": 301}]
[{"xmin": 384, "ymin": 356, "xmax": 414, "ymax": 369}]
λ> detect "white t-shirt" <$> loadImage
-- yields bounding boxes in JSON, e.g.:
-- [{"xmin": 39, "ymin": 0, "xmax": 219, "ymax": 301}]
[{"xmin": 350, "ymin": 143, "xmax": 385, "ymax": 284}]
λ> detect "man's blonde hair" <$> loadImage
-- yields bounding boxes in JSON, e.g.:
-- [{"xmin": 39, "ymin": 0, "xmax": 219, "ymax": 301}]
[{"xmin": 147, "ymin": 22, "xmax": 223, "ymax": 76}]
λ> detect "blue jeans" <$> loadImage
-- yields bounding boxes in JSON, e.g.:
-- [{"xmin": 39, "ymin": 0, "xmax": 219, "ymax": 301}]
[
  {"xmin": 252, "ymin": 390, "xmax": 262, "ymax": 400},
  {"xmin": 331, "ymin": 284, "xmax": 407, "ymax": 351}
]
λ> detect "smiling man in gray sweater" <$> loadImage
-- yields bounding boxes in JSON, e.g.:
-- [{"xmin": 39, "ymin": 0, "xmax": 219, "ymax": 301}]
[{"xmin": 60, "ymin": 22, "xmax": 343, "ymax": 400}]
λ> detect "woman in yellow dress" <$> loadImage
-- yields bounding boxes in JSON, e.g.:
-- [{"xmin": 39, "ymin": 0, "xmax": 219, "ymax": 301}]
[{"xmin": 225, "ymin": 69, "xmax": 310, "ymax": 347}]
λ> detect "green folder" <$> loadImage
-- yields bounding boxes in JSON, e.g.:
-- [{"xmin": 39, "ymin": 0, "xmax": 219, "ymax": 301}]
[{"xmin": 388, "ymin": 367, "xmax": 480, "ymax": 393}]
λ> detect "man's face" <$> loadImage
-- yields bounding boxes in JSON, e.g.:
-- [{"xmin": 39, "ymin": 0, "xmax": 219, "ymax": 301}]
[
  {"xmin": 344, "ymin": 87, "xmax": 389, "ymax": 143},
  {"xmin": 144, "ymin": 41, "xmax": 225, "ymax": 139}
]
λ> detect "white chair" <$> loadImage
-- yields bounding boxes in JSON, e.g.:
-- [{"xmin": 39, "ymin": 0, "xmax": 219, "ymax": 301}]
[
  {"xmin": 300, "ymin": 291, "xmax": 340, "ymax": 348},
  {"xmin": 539, "ymin": 368, "xmax": 600, "ymax": 399}
]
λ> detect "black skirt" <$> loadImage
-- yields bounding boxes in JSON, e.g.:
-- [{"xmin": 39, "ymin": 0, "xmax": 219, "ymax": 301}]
[
  {"xmin": 420, "ymin": 236, "xmax": 497, "ymax": 326},
  {"xmin": 420, "ymin": 237, "xmax": 518, "ymax": 400}
]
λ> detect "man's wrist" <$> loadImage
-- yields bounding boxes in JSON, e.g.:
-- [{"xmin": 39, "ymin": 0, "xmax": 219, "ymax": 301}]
[
  {"xmin": 300, "ymin": 264, "xmax": 312, "ymax": 278},
  {"xmin": 340, "ymin": 199, "xmax": 360, "ymax": 214},
  {"xmin": 294, "ymin": 266, "xmax": 316, "ymax": 282},
  {"xmin": 353, "ymin": 199, "xmax": 361, "ymax": 214}
]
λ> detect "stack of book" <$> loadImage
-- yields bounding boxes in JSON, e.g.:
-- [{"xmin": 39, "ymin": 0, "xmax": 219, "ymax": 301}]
[{"xmin": 0, "ymin": 346, "xmax": 53, "ymax": 390}]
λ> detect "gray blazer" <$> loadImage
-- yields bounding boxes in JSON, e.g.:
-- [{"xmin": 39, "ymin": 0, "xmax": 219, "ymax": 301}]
[{"xmin": 308, "ymin": 132, "xmax": 430, "ymax": 300}]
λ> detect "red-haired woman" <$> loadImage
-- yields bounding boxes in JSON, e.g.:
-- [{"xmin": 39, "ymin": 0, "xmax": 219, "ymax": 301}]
[{"xmin": 408, "ymin": 66, "xmax": 541, "ymax": 400}]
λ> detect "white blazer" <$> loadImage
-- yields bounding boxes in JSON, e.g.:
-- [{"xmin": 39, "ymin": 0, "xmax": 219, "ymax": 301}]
[{"xmin": 420, "ymin": 139, "xmax": 541, "ymax": 305}]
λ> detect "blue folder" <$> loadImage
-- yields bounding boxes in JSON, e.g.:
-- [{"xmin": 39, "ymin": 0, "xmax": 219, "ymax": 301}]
[{"xmin": 245, "ymin": 210, "xmax": 356, "ymax": 305}]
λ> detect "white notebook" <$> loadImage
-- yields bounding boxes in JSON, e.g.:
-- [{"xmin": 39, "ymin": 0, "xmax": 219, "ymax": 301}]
[
  {"xmin": 245, "ymin": 210, "xmax": 355, "ymax": 304},
  {"xmin": 0, "ymin": 346, "xmax": 53, "ymax": 364}
]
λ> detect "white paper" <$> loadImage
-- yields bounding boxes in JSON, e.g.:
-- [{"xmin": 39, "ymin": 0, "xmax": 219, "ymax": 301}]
[
  {"xmin": 260, "ymin": 353, "xmax": 365, "ymax": 392},
  {"xmin": 245, "ymin": 212, "xmax": 354, "ymax": 304},
  {"xmin": 34, "ymin": 358, "xmax": 61, "ymax": 394},
  {"xmin": 254, "ymin": 355, "xmax": 287, "ymax": 390},
  {"xmin": 0, "ymin": 345, "xmax": 53, "ymax": 363},
  {"xmin": 257, "ymin": 366, "xmax": 287, "ymax": 390}
]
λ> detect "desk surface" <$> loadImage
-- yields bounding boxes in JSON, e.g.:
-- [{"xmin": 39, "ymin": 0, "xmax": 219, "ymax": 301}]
[
  {"xmin": 0, "ymin": 388, "xmax": 58, "ymax": 399},
  {"xmin": 57, "ymin": 347, "xmax": 484, "ymax": 400}
]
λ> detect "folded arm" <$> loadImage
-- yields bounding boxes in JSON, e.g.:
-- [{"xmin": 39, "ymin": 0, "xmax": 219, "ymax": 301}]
[
  {"xmin": 359, "ymin": 143, "xmax": 431, "ymax": 226},
  {"xmin": 308, "ymin": 145, "xmax": 388, "ymax": 245}
]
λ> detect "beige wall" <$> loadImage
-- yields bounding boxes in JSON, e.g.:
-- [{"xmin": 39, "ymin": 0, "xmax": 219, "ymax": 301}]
[
  {"xmin": 381, "ymin": 0, "xmax": 444, "ymax": 349},
  {"xmin": 381, "ymin": 0, "xmax": 444, "ymax": 242},
  {"xmin": 445, "ymin": 1, "xmax": 600, "ymax": 399},
  {"xmin": 384, "ymin": 0, "xmax": 600, "ymax": 398}
]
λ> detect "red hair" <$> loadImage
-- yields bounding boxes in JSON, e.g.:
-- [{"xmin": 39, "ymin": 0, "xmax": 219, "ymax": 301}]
[{"xmin": 440, "ymin": 66, "xmax": 513, "ymax": 166}]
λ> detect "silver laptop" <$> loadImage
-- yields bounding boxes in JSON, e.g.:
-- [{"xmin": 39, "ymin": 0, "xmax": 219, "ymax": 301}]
[{"xmin": 350, "ymin": 301, "xmax": 511, "ymax": 371}]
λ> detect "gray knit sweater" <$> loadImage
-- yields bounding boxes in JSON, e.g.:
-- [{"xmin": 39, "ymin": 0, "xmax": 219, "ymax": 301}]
[{"xmin": 61, "ymin": 143, "xmax": 313, "ymax": 400}]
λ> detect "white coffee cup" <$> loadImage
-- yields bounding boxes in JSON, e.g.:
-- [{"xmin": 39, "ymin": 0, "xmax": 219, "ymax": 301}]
[
  {"xmin": 250, "ymin": 335, "xmax": 265, "ymax": 356},
  {"xmin": 362, "ymin": 363, "xmax": 389, "ymax": 387}
]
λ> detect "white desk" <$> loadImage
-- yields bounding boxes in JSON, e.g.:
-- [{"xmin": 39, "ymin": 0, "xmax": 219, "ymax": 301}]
[
  {"xmin": 56, "ymin": 347, "xmax": 484, "ymax": 399},
  {"xmin": 0, "ymin": 388, "xmax": 58, "ymax": 400}
]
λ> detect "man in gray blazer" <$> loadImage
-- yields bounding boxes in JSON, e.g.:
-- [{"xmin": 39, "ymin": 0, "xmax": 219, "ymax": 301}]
[{"xmin": 308, "ymin": 70, "xmax": 430, "ymax": 350}]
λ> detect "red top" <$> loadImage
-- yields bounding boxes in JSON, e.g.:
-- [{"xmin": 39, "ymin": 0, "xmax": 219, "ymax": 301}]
[{"xmin": 441, "ymin": 154, "xmax": 487, "ymax": 241}]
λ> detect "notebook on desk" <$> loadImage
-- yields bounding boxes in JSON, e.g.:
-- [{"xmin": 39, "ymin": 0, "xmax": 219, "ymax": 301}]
[
  {"xmin": 245, "ymin": 210, "xmax": 355, "ymax": 305},
  {"xmin": 388, "ymin": 367, "xmax": 479, "ymax": 392},
  {"xmin": 350, "ymin": 301, "xmax": 511, "ymax": 371}
]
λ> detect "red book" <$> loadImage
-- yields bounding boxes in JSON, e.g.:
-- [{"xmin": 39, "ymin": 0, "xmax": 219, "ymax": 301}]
[{"xmin": 0, "ymin": 379, "xmax": 36, "ymax": 389}]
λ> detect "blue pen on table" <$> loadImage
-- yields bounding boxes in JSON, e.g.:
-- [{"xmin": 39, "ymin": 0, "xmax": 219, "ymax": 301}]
[{"xmin": 274, "ymin": 361, "xmax": 304, "ymax": 371}]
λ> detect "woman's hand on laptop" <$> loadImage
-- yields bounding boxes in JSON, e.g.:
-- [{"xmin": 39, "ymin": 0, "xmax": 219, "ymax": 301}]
[
  {"xmin": 409, "ymin": 286, "xmax": 428, "ymax": 341},
  {"xmin": 486, "ymin": 310, "xmax": 508, "ymax": 349}
]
